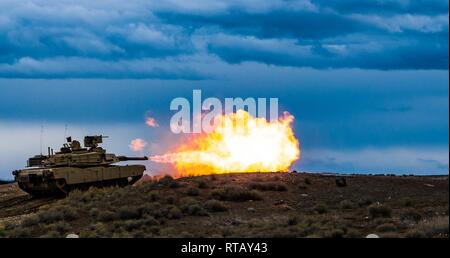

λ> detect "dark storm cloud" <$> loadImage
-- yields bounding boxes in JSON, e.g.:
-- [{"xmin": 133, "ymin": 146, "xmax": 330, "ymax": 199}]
[
  {"xmin": 0, "ymin": 0, "xmax": 448, "ymax": 78},
  {"xmin": 156, "ymin": 10, "xmax": 365, "ymax": 39},
  {"xmin": 313, "ymin": 0, "xmax": 449, "ymax": 15},
  {"xmin": 156, "ymin": 4, "xmax": 448, "ymax": 70},
  {"xmin": 0, "ymin": 57, "xmax": 209, "ymax": 79},
  {"xmin": 205, "ymin": 32, "xmax": 448, "ymax": 69}
]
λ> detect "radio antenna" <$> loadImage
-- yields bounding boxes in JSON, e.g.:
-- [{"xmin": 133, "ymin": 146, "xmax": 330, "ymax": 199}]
[
  {"xmin": 40, "ymin": 124, "xmax": 44, "ymax": 155},
  {"xmin": 64, "ymin": 124, "xmax": 68, "ymax": 139}
]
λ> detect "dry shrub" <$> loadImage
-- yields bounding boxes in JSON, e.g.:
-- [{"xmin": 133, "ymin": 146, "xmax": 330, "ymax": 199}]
[
  {"xmin": 211, "ymin": 186, "xmax": 263, "ymax": 202},
  {"xmin": 39, "ymin": 230, "xmax": 61, "ymax": 238},
  {"xmin": 417, "ymin": 216, "xmax": 449, "ymax": 237},
  {"xmin": 123, "ymin": 220, "xmax": 145, "ymax": 232},
  {"xmin": 186, "ymin": 186, "xmax": 200, "ymax": 196},
  {"xmin": 321, "ymin": 228, "xmax": 344, "ymax": 238},
  {"xmin": 9, "ymin": 227, "xmax": 32, "ymax": 238},
  {"xmin": 142, "ymin": 216, "xmax": 159, "ymax": 226},
  {"xmin": 400, "ymin": 209, "xmax": 422, "ymax": 222},
  {"xmin": 197, "ymin": 180, "xmax": 209, "ymax": 189},
  {"xmin": 181, "ymin": 204, "xmax": 208, "ymax": 216},
  {"xmin": 405, "ymin": 229, "xmax": 426, "ymax": 238},
  {"xmin": 314, "ymin": 203, "xmax": 328, "ymax": 214},
  {"xmin": 159, "ymin": 175, "xmax": 180, "ymax": 188},
  {"xmin": 399, "ymin": 197, "xmax": 414, "ymax": 207},
  {"xmin": 97, "ymin": 210, "xmax": 118, "ymax": 222},
  {"xmin": 22, "ymin": 216, "xmax": 39, "ymax": 227},
  {"xmin": 368, "ymin": 204, "xmax": 391, "ymax": 218},
  {"xmin": 48, "ymin": 221, "xmax": 72, "ymax": 234},
  {"xmin": 339, "ymin": 200, "xmax": 355, "ymax": 210},
  {"xmin": 287, "ymin": 216, "xmax": 298, "ymax": 226},
  {"xmin": 248, "ymin": 182, "xmax": 287, "ymax": 192},
  {"xmin": 204, "ymin": 200, "xmax": 228, "ymax": 212},
  {"xmin": 38, "ymin": 205, "xmax": 78, "ymax": 223},
  {"xmin": 179, "ymin": 197, "xmax": 201, "ymax": 214},
  {"xmin": 165, "ymin": 206, "xmax": 182, "ymax": 219},
  {"xmin": 146, "ymin": 190, "xmax": 161, "ymax": 202},
  {"xmin": 118, "ymin": 206, "xmax": 141, "ymax": 220},
  {"xmin": 358, "ymin": 197, "xmax": 373, "ymax": 207},
  {"xmin": 376, "ymin": 223, "xmax": 397, "ymax": 232}
]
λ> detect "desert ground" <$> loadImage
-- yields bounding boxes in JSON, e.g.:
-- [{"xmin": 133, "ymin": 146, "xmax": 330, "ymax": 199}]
[{"xmin": 0, "ymin": 172, "xmax": 448, "ymax": 238}]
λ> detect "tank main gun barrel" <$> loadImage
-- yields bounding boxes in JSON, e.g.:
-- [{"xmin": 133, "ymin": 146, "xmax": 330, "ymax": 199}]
[{"xmin": 117, "ymin": 156, "xmax": 148, "ymax": 161}]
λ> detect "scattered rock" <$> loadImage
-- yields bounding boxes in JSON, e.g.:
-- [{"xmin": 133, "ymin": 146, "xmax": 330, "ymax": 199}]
[
  {"xmin": 366, "ymin": 234, "xmax": 380, "ymax": 238},
  {"xmin": 424, "ymin": 183, "xmax": 435, "ymax": 188},
  {"xmin": 300, "ymin": 194, "xmax": 308, "ymax": 197},
  {"xmin": 247, "ymin": 207, "xmax": 256, "ymax": 213},
  {"xmin": 335, "ymin": 177, "xmax": 347, "ymax": 187},
  {"xmin": 66, "ymin": 233, "xmax": 79, "ymax": 238}
]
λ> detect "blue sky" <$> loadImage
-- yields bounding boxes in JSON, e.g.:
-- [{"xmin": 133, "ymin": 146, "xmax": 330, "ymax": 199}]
[{"xmin": 0, "ymin": 0, "xmax": 448, "ymax": 178}]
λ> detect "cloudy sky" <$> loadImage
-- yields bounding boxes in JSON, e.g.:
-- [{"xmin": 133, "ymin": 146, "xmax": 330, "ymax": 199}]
[{"xmin": 0, "ymin": 0, "xmax": 448, "ymax": 178}]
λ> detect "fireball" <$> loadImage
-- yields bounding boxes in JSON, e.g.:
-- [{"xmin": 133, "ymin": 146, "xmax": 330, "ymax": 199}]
[{"xmin": 150, "ymin": 110, "xmax": 300, "ymax": 177}]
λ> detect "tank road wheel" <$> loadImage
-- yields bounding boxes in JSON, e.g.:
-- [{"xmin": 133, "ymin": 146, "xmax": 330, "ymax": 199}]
[{"xmin": 117, "ymin": 178, "xmax": 129, "ymax": 187}]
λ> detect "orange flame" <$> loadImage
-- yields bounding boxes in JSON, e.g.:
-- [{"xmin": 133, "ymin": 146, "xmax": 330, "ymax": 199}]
[{"xmin": 150, "ymin": 110, "xmax": 300, "ymax": 177}]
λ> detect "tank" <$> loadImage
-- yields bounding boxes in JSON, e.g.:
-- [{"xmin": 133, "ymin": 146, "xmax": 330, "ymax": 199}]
[{"xmin": 12, "ymin": 135, "xmax": 148, "ymax": 196}]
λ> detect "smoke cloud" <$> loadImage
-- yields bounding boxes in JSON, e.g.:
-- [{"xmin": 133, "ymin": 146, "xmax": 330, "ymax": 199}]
[
  {"xmin": 129, "ymin": 138, "xmax": 148, "ymax": 152},
  {"xmin": 145, "ymin": 116, "xmax": 159, "ymax": 127}
]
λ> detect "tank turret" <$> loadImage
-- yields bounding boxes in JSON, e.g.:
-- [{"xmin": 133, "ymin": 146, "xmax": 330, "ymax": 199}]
[
  {"xmin": 13, "ymin": 135, "xmax": 148, "ymax": 196},
  {"xmin": 33, "ymin": 135, "xmax": 148, "ymax": 168}
]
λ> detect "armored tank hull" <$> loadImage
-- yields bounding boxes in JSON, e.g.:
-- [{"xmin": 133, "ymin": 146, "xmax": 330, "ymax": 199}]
[{"xmin": 13, "ymin": 165, "xmax": 145, "ymax": 196}]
